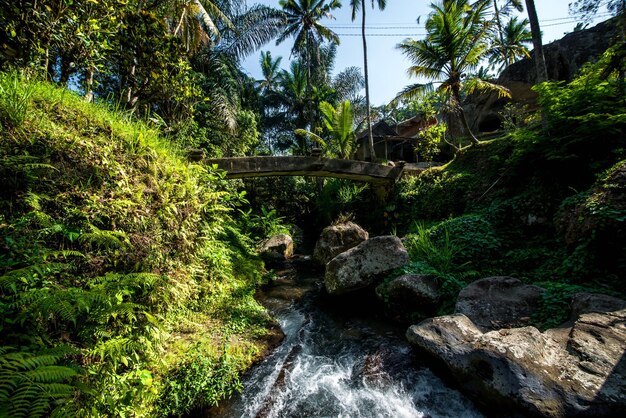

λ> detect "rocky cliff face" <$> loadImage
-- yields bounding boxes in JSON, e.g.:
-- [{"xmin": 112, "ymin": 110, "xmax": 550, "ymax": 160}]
[
  {"xmin": 499, "ymin": 16, "xmax": 623, "ymax": 87},
  {"xmin": 465, "ymin": 16, "xmax": 623, "ymax": 134}
]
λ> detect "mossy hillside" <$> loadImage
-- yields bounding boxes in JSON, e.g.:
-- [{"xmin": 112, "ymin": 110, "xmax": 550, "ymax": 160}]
[{"xmin": 0, "ymin": 75, "xmax": 277, "ymax": 417}]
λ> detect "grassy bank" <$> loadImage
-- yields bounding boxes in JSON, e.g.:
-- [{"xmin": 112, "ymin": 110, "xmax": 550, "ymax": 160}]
[{"xmin": 0, "ymin": 73, "xmax": 278, "ymax": 417}]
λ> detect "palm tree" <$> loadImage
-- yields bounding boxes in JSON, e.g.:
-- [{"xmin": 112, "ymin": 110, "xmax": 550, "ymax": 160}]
[
  {"xmin": 491, "ymin": 1, "xmax": 522, "ymax": 58},
  {"xmin": 295, "ymin": 100, "xmax": 357, "ymax": 159},
  {"xmin": 350, "ymin": 0, "xmax": 386, "ymax": 162},
  {"xmin": 524, "ymin": 0, "xmax": 547, "ymax": 83},
  {"xmin": 171, "ymin": 0, "xmax": 233, "ymax": 54},
  {"xmin": 257, "ymin": 51, "xmax": 283, "ymax": 93},
  {"xmin": 191, "ymin": 2, "xmax": 286, "ymax": 132},
  {"xmin": 276, "ymin": 0, "xmax": 342, "ymax": 87},
  {"xmin": 488, "ymin": 16, "xmax": 532, "ymax": 71},
  {"xmin": 275, "ymin": 61, "xmax": 310, "ymax": 152},
  {"xmin": 396, "ymin": 0, "xmax": 509, "ymax": 146}
]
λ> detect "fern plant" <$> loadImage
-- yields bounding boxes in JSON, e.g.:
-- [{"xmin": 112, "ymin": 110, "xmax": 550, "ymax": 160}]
[
  {"xmin": 78, "ymin": 226, "xmax": 131, "ymax": 250},
  {"xmin": 0, "ymin": 346, "xmax": 78, "ymax": 418}
]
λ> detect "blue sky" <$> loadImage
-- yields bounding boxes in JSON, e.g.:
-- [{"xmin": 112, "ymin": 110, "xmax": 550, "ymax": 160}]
[{"xmin": 241, "ymin": 1, "xmax": 613, "ymax": 105}]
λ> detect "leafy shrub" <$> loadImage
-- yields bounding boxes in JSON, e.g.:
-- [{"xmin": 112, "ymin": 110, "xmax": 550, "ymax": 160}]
[
  {"xmin": 531, "ymin": 45, "xmax": 626, "ymax": 181},
  {"xmin": 315, "ymin": 178, "xmax": 369, "ymax": 224},
  {"xmin": 529, "ymin": 282, "xmax": 611, "ymax": 330},
  {"xmin": 499, "ymin": 103, "xmax": 535, "ymax": 132},
  {"xmin": 394, "ymin": 170, "xmax": 470, "ymax": 224},
  {"xmin": 428, "ymin": 214, "xmax": 501, "ymax": 266},
  {"xmin": 238, "ymin": 206, "xmax": 292, "ymax": 242},
  {"xmin": 403, "ymin": 223, "xmax": 455, "ymax": 274},
  {"xmin": 535, "ymin": 44, "xmax": 626, "ymax": 140},
  {"xmin": 157, "ymin": 352, "xmax": 243, "ymax": 416},
  {"xmin": 415, "ymin": 122, "xmax": 447, "ymax": 162}
]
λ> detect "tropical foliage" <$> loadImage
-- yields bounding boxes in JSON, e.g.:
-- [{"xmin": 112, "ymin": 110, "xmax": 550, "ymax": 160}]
[
  {"xmin": 0, "ymin": 0, "xmax": 624, "ymax": 415},
  {"xmin": 396, "ymin": 0, "xmax": 510, "ymax": 145},
  {"xmin": 296, "ymin": 100, "xmax": 357, "ymax": 159},
  {"xmin": 0, "ymin": 76, "xmax": 278, "ymax": 417}
]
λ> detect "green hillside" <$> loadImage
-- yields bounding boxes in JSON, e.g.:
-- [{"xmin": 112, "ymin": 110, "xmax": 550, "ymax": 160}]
[{"xmin": 0, "ymin": 74, "xmax": 279, "ymax": 417}]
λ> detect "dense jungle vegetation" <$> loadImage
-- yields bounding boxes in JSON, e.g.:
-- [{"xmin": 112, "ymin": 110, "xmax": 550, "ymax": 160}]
[{"xmin": 1, "ymin": 0, "xmax": 625, "ymax": 416}]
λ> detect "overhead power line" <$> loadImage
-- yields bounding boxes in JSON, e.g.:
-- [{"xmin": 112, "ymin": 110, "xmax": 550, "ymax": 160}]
[
  {"xmin": 326, "ymin": 12, "xmax": 613, "ymax": 30},
  {"xmin": 331, "ymin": 12, "xmax": 613, "ymax": 37}
]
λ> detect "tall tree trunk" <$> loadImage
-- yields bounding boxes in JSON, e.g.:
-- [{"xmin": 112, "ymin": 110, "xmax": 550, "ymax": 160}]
[
  {"xmin": 453, "ymin": 86, "xmax": 479, "ymax": 145},
  {"xmin": 524, "ymin": 0, "xmax": 547, "ymax": 83},
  {"xmin": 361, "ymin": 0, "xmax": 376, "ymax": 162},
  {"xmin": 493, "ymin": 0, "xmax": 507, "ymax": 65},
  {"xmin": 59, "ymin": 55, "xmax": 72, "ymax": 86},
  {"xmin": 84, "ymin": 68, "xmax": 94, "ymax": 103}
]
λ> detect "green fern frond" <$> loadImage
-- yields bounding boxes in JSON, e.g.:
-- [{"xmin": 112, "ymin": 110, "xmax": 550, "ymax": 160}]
[
  {"xmin": 23, "ymin": 366, "xmax": 77, "ymax": 383},
  {"xmin": 20, "ymin": 163, "xmax": 58, "ymax": 171},
  {"xmin": 26, "ymin": 210, "xmax": 54, "ymax": 228},
  {"xmin": 23, "ymin": 192, "xmax": 43, "ymax": 211},
  {"xmin": 78, "ymin": 227, "xmax": 130, "ymax": 250},
  {"xmin": 15, "ymin": 288, "xmax": 82, "ymax": 326},
  {"xmin": 45, "ymin": 250, "xmax": 85, "ymax": 259},
  {"xmin": 0, "ymin": 263, "xmax": 66, "ymax": 293},
  {"xmin": 87, "ymin": 337, "xmax": 142, "ymax": 365},
  {"xmin": 0, "ymin": 347, "xmax": 77, "ymax": 418}
]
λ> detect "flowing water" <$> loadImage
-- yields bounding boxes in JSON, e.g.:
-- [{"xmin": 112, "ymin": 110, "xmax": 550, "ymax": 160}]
[{"xmin": 217, "ymin": 256, "xmax": 483, "ymax": 418}]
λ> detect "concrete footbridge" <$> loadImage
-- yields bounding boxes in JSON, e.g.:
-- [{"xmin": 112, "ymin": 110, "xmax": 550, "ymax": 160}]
[{"xmin": 205, "ymin": 156, "xmax": 409, "ymax": 185}]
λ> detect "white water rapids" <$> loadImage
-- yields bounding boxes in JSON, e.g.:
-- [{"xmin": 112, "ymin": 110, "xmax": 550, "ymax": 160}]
[{"xmin": 218, "ymin": 260, "xmax": 484, "ymax": 418}]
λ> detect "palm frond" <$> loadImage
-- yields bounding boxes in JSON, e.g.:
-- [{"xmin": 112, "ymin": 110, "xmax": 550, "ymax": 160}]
[
  {"xmin": 464, "ymin": 77, "xmax": 511, "ymax": 98},
  {"xmin": 392, "ymin": 82, "xmax": 435, "ymax": 104}
]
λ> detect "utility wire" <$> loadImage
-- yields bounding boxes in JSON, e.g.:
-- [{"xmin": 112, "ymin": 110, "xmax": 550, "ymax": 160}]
[
  {"xmin": 331, "ymin": 13, "xmax": 614, "ymax": 37},
  {"xmin": 326, "ymin": 12, "xmax": 613, "ymax": 30}
]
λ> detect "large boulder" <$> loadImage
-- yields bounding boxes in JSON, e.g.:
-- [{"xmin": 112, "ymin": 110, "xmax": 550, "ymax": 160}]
[
  {"xmin": 324, "ymin": 236, "xmax": 408, "ymax": 295},
  {"xmin": 406, "ymin": 310, "xmax": 626, "ymax": 417},
  {"xmin": 569, "ymin": 292, "xmax": 626, "ymax": 321},
  {"xmin": 313, "ymin": 222, "xmax": 369, "ymax": 265},
  {"xmin": 259, "ymin": 234, "xmax": 293, "ymax": 261},
  {"xmin": 382, "ymin": 274, "xmax": 442, "ymax": 316},
  {"xmin": 455, "ymin": 277, "xmax": 545, "ymax": 331}
]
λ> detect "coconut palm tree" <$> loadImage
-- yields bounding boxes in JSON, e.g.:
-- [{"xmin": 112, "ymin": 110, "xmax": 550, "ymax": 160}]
[
  {"xmin": 275, "ymin": 61, "xmax": 310, "ymax": 150},
  {"xmin": 295, "ymin": 100, "xmax": 357, "ymax": 159},
  {"xmin": 257, "ymin": 51, "xmax": 283, "ymax": 93},
  {"xmin": 171, "ymin": 0, "xmax": 233, "ymax": 54},
  {"xmin": 491, "ymin": 1, "xmax": 522, "ymax": 58},
  {"xmin": 191, "ymin": 2, "xmax": 286, "ymax": 131},
  {"xmin": 350, "ymin": 0, "xmax": 387, "ymax": 162},
  {"xmin": 488, "ymin": 15, "xmax": 532, "ymax": 71},
  {"xmin": 396, "ymin": 0, "xmax": 509, "ymax": 146},
  {"xmin": 275, "ymin": 0, "xmax": 341, "ymax": 87}
]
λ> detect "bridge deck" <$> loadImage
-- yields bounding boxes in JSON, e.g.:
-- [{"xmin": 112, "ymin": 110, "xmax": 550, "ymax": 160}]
[{"xmin": 206, "ymin": 156, "xmax": 407, "ymax": 183}]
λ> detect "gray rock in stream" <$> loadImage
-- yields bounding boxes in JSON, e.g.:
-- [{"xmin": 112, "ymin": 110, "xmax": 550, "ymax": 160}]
[
  {"xmin": 259, "ymin": 234, "xmax": 293, "ymax": 261},
  {"xmin": 406, "ymin": 310, "xmax": 626, "ymax": 417},
  {"xmin": 324, "ymin": 236, "xmax": 408, "ymax": 295},
  {"xmin": 569, "ymin": 292, "xmax": 626, "ymax": 322},
  {"xmin": 455, "ymin": 277, "xmax": 545, "ymax": 331},
  {"xmin": 382, "ymin": 274, "xmax": 442, "ymax": 316},
  {"xmin": 313, "ymin": 222, "xmax": 369, "ymax": 265}
]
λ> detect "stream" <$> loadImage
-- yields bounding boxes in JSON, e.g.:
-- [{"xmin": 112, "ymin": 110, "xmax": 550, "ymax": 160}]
[{"xmin": 217, "ymin": 256, "xmax": 484, "ymax": 418}]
